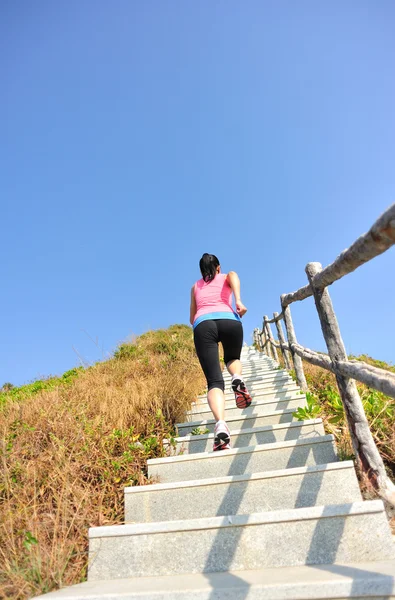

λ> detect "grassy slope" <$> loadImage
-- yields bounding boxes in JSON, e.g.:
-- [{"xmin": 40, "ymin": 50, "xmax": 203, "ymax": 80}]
[
  {"xmin": 269, "ymin": 349, "xmax": 395, "ymax": 482},
  {"xmin": 0, "ymin": 325, "xmax": 205, "ymax": 599}
]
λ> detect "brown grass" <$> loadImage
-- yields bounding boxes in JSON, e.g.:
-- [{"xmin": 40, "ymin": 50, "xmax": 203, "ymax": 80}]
[{"xmin": 0, "ymin": 325, "xmax": 205, "ymax": 599}]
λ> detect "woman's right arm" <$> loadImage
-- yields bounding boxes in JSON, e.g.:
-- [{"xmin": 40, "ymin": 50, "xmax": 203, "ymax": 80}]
[{"xmin": 227, "ymin": 271, "xmax": 247, "ymax": 317}]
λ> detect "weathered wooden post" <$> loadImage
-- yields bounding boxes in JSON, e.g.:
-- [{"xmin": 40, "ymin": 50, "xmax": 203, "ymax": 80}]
[
  {"xmin": 262, "ymin": 330, "xmax": 268, "ymax": 355},
  {"xmin": 280, "ymin": 299, "xmax": 308, "ymax": 391},
  {"xmin": 260, "ymin": 330, "xmax": 266, "ymax": 353},
  {"xmin": 273, "ymin": 312, "xmax": 292, "ymax": 370},
  {"xmin": 264, "ymin": 316, "xmax": 279, "ymax": 362},
  {"xmin": 306, "ymin": 261, "xmax": 395, "ymax": 505},
  {"xmin": 253, "ymin": 328, "xmax": 261, "ymax": 351},
  {"xmin": 261, "ymin": 319, "xmax": 271, "ymax": 358}
]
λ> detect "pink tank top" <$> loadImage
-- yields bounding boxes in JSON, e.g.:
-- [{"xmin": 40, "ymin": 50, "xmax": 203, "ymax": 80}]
[{"xmin": 193, "ymin": 273, "xmax": 239, "ymax": 327}]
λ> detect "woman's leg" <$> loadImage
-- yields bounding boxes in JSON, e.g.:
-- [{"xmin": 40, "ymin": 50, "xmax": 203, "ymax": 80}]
[
  {"xmin": 218, "ymin": 320, "xmax": 243, "ymax": 371},
  {"xmin": 194, "ymin": 321, "xmax": 231, "ymax": 449},
  {"xmin": 218, "ymin": 320, "xmax": 252, "ymax": 408},
  {"xmin": 193, "ymin": 321, "xmax": 226, "ymax": 421},
  {"xmin": 226, "ymin": 358, "xmax": 242, "ymax": 378},
  {"xmin": 207, "ymin": 388, "xmax": 225, "ymax": 421}
]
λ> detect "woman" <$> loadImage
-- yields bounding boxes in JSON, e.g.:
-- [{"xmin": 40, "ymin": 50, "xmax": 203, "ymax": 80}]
[{"xmin": 190, "ymin": 253, "xmax": 252, "ymax": 451}]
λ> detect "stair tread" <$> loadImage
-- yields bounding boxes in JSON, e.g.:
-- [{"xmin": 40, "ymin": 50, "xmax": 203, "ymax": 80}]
[
  {"xmin": 125, "ymin": 461, "xmax": 355, "ymax": 494},
  {"xmin": 169, "ymin": 418, "xmax": 323, "ymax": 442},
  {"xmin": 177, "ymin": 407, "xmax": 302, "ymax": 428},
  {"xmin": 149, "ymin": 434, "xmax": 336, "ymax": 466},
  {"xmin": 35, "ymin": 560, "xmax": 395, "ymax": 599},
  {"xmin": 90, "ymin": 500, "xmax": 385, "ymax": 538}
]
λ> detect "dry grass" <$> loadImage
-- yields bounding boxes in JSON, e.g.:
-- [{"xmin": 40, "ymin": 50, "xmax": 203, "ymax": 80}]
[{"xmin": 0, "ymin": 325, "xmax": 205, "ymax": 599}]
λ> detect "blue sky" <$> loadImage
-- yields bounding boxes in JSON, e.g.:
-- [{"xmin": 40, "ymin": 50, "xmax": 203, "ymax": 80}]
[{"xmin": 1, "ymin": 1, "xmax": 394, "ymax": 386}]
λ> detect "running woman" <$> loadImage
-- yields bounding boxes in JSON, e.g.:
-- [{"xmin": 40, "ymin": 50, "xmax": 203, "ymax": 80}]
[{"xmin": 190, "ymin": 253, "xmax": 252, "ymax": 451}]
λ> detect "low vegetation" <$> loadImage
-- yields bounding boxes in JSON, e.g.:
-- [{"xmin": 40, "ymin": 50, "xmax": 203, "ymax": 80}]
[
  {"xmin": 272, "ymin": 351, "xmax": 395, "ymax": 481},
  {"xmin": 0, "ymin": 325, "xmax": 204, "ymax": 599}
]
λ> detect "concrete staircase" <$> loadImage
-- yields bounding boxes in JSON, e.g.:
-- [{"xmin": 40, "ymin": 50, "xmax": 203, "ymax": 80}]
[{"xmin": 37, "ymin": 346, "xmax": 395, "ymax": 599}]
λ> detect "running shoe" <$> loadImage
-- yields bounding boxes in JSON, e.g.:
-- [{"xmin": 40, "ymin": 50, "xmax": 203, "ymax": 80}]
[
  {"xmin": 213, "ymin": 420, "xmax": 231, "ymax": 451},
  {"xmin": 231, "ymin": 377, "xmax": 252, "ymax": 409}
]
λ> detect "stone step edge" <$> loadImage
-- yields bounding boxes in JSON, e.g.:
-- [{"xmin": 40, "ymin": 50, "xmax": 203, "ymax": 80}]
[
  {"xmin": 34, "ymin": 560, "xmax": 395, "ymax": 599},
  {"xmin": 219, "ymin": 373, "xmax": 291, "ymax": 382},
  {"xmin": 231, "ymin": 365, "xmax": 278, "ymax": 368},
  {"xmin": 125, "ymin": 460, "xmax": 354, "ymax": 494},
  {"xmin": 89, "ymin": 499, "xmax": 384, "ymax": 539},
  {"xmin": 222, "ymin": 375, "xmax": 292, "ymax": 383},
  {"xmin": 148, "ymin": 434, "xmax": 335, "ymax": 465},
  {"xmin": 177, "ymin": 407, "xmax": 299, "ymax": 429},
  {"xmin": 220, "ymin": 380, "xmax": 291, "ymax": 388},
  {"xmin": 222, "ymin": 374, "xmax": 291, "ymax": 382},
  {"xmin": 222, "ymin": 369, "xmax": 283, "ymax": 376},
  {"xmin": 220, "ymin": 377, "xmax": 293, "ymax": 386},
  {"xmin": 166, "ymin": 419, "xmax": 323, "ymax": 444},
  {"xmin": 198, "ymin": 380, "xmax": 297, "ymax": 394},
  {"xmin": 195, "ymin": 385, "xmax": 301, "ymax": 402},
  {"xmin": 189, "ymin": 391, "xmax": 304, "ymax": 413}
]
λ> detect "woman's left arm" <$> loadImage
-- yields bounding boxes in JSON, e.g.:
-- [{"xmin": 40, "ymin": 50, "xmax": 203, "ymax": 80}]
[{"xmin": 190, "ymin": 286, "xmax": 197, "ymax": 325}]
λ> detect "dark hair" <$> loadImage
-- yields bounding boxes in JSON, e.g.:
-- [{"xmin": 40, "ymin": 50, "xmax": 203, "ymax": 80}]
[{"xmin": 199, "ymin": 253, "xmax": 220, "ymax": 283}]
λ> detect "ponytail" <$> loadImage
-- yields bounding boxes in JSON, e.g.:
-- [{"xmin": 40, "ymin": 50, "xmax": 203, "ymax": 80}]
[{"xmin": 199, "ymin": 253, "xmax": 220, "ymax": 283}]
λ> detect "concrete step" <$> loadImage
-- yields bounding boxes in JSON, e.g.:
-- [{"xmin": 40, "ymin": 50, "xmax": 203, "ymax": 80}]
[
  {"xmin": 177, "ymin": 406, "xmax": 300, "ymax": 435},
  {"xmin": 222, "ymin": 369, "xmax": 284, "ymax": 387},
  {"xmin": 222, "ymin": 366, "xmax": 281, "ymax": 377},
  {"xmin": 167, "ymin": 420, "xmax": 325, "ymax": 455},
  {"xmin": 87, "ymin": 501, "xmax": 394, "ymax": 580},
  {"xmin": 223, "ymin": 368, "xmax": 290, "ymax": 378},
  {"xmin": 239, "ymin": 353, "xmax": 274, "ymax": 360},
  {"xmin": 148, "ymin": 435, "xmax": 337, "ymax": 483},
  {"xmin": 220, "ymin": 374, "xmax": 293, "ymax": 389},
  {"xmin": 201, "ymin": 374, "xmax": 294, "ymax": 389},
  {"xmin": 222, "ymin": 371, "xmax": 290, "ymax": 384},
  {"xmin": 188, "ymin": 392, "xmax": 306, "ymax": 418},
  {"xmin": 225, "ymin": 360, "xmax": 277, "ymax": 369},
  {"xmin": 219, "ymin": 370, "xmax": 282, "ymax": 382},
  {"xmin": 195, "ymin": 383, "xmax": 301, "ymax": 404},
  {"xmin": 125, "ymin": 461, "xmax": 361, "ymax": 523},
  {"xmin": 34, "ymin": 560, "xmax": 395, "ymax": 599},
  {"xmin": 196, "ymin": 383, "xmax": 297, "ymax": 402}
]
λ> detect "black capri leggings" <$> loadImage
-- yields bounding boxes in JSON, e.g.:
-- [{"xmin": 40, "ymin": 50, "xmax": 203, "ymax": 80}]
[{"xmin": 193, "ymin": 319, "xmax": 243, "ymax": 392}]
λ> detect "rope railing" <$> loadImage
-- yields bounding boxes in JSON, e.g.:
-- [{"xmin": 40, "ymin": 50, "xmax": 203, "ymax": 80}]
[{"xmin": 253, "ymin": 203, "xmax": 395, "ymax": 507}]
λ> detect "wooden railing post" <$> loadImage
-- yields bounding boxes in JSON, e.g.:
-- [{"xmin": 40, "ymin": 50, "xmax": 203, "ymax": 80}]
[
  {"xmin": 262, "ymin": 320, "xmax": 271, "ymax": 358},
  {"xmin": 273, "ymin": 312, "xmax": 292, "ymax": 370},
  {"xmin": 257, "ymin": 329, "xmax": 262, "ymax": 351},
  {"xmin": 259, "ymin": 331, "xmax": 266, "ymax": 354},
  {"xmin": 306, "ymin": 261, "xmax": 395, "ymax": 505},
  {"xmin": 280, "ymin": 299, "xmax": 308, "ymax": 391},
  {"xmin": 264, "ymin": 316, "xmax": 279, "ymax": 362},
  {"xmin": 262, "ymin": 330, "xmax": 269, "ymax": 355},
  {"xmin": 253, "ymin": 328, "xmax": 261, "ymax": 351}
]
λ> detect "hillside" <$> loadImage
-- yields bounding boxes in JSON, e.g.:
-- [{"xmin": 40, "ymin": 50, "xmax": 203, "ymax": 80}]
[
  {"xmin": 0, "ymin": 325, "xmax": 204, "ymax": 599},
  {"xmin": 1, "ymin": 327, "xmax": 394, "ymax": 598}
]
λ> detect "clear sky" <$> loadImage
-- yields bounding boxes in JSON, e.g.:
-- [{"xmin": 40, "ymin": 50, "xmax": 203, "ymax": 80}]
[{"xmin": 1, "ymin": 1, "xmax": 394, "ymax": 386}]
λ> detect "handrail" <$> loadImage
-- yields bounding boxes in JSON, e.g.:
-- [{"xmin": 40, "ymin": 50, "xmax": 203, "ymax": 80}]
[
  {"xmin": 253, "ymin": 203, "xmax": 395, "ymax": 507},
  {"xmin": 281, "ymin": 204, "xmax": 395, "ymax": 307},
  {"xmin": 265, "ymin": 312, "xmax": 284, "ymax": 324},
  {"xmin": 290, "ymin": 342, "xmax": 395, "ymax": 398}
]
